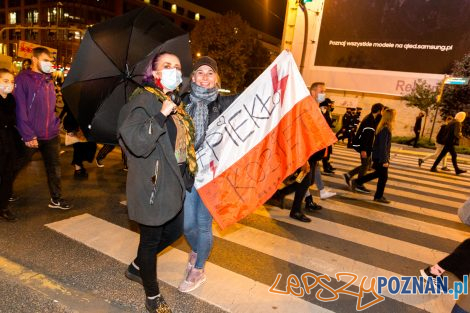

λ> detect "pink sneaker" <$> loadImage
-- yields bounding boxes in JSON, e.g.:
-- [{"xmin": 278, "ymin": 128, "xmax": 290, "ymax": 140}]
[{"xmin": 178, "ymin": 268, "xmax": 206, "ymax": 293}]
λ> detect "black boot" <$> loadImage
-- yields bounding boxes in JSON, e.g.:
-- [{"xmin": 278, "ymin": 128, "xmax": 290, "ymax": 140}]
[
  {"xmin": 1, "ymin": 208, "xmax": 18, "ymax": 222},
  {"xmin": 304, "ymin": 195, "xmax": 322, "ymax": 211},
  {"xmin": 74, "ymin": 168, "xmax": 88, "ymax": 178}
]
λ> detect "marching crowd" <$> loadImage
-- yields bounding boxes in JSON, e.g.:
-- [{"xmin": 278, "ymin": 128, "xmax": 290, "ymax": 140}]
[{"xmin": 0, "ymin": 47, "xmax": 469, "ymax": 312}]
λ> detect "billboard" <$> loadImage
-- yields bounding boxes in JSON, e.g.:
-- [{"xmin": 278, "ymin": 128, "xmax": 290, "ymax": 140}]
[{"xmin": 311, "ymin": 0, "xmax": 470, "ymax": 95}]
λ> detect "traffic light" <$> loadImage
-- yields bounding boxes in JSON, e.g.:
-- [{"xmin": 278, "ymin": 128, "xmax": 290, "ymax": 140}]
[{"xmin": 302, "ymin": 0, "xmax": 313, "ymax": 3}]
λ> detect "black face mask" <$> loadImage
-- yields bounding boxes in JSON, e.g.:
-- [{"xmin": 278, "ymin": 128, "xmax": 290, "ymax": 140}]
[{"xmin": 330, "ymin": 108, "xmax": 334, "ymax": 112}]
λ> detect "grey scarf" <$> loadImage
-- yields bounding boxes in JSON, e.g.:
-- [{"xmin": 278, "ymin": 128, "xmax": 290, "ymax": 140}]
[{"xmin": 186, "ymin": 82, "xmax": 218, "ymax": 150}]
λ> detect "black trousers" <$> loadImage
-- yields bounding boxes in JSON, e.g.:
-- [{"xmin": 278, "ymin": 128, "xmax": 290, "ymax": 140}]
[
  {"xmin": 72, "ymin": 142, "xmax": 97, "ymax": 167},
  {"xmin": 96, "ymin": 144, "xmax": 127, "ymax": 166},
  {"xmin": 0, "ymin": 151, "xmax": 16, "ymax": 211},
  {"xmin": 432, "ymin": 144, "xmax": 460, "ymax": 172},
  {"xmin": 439, "ymin": 239, "xmax": 470, "ymax": 281},
  {"xmin": 22, "ymin": 136, "xmax": 62, "ymax": 200},
  {"xmin": 278, "ymin": 160, "xmax": 316, "ymax": 215},
  {"xmin": 348, "ymin": 154, "xmax": 371, "ymax": 179},
  {"xmin": 407, "ymin": 130, "xmax": 420, "ymax": 147},
  {"xmin": 134, "ymin": 210, "xmax": 184, "ymax": 297},
  {"xmin": 355, "ymin": 162, "xmax": 388, "ymax": 199},
  {"xmin": 322, "ymin": 145, "xmax": 333, "ymax": 171}
]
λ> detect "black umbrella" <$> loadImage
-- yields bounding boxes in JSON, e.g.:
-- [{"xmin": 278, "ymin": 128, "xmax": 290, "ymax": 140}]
[{"xmin": 62, "ymin": 6, "xmax": 192, "ymax": 144}]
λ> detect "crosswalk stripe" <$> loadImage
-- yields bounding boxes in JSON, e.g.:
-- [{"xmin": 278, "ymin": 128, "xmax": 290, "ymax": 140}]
[
  {"xmin": 315, "ymin": 182, "xmax": 462, "ymax": 223},
  {"xmin": 253, "ymin": 206, "xmax": 448, "ymax": 265},
  {"xmin": 281, "ymin": 193, "xmax": 469, "ymax": 243},
  {"xmin": 321, "ymin": 175, "xmax": 465, "ymax": 208},
  {"xmin": 45, "ymin": 214, "xmax": 333, "ymax": 313},
  {"xmin": 332, "ymin": 147, "xmax": 470, "ymax": 185}
]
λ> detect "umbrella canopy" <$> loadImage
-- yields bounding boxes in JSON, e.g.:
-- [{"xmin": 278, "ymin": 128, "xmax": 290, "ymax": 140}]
[{"xmin": 62, "ymin": 6, "xmax": 192, "ymax": 144}]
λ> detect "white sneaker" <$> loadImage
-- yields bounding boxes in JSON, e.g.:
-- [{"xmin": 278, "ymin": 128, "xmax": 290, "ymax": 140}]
[{"xmin": 320, "ymin": 189, "xmax": 336, "ymax": 200}]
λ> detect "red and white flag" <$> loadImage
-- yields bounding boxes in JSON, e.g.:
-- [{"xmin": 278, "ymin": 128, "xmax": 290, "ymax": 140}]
[{"xmin": 194, "ymin": 51, "xmax": 337, "ymax": 229}]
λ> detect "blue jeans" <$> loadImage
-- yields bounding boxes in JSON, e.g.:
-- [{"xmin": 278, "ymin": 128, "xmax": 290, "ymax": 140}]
[
  {"xmin": 314, "ymin": 164, "xmax": 324, "ymax": 191},
  {"xmin": 183, "ymin": 186, "xmax": 213, "ymax": 269}
]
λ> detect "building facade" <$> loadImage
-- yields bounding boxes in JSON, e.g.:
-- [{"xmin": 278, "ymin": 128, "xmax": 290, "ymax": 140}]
[{"xmin": 0, "ymin": 0, "xmax": 279, "ymax": 72}]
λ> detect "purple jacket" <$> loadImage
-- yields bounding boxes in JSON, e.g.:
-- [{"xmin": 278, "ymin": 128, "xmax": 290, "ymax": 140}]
[{"xmin": 14, "ymin": 69, "xmax": 59, "ymax": 141}]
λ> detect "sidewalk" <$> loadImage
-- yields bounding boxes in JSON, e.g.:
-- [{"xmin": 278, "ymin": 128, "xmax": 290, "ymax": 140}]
[{"xmin": 391, "ymin": 143, "xmax": 470, "ymax": 165}]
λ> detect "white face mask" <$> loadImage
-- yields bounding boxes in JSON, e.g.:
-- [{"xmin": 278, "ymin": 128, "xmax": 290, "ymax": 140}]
[
  {"xmin": 160, "ymin": 68, "xmax": 182, "ymax": 91},
  {"xmin": 40, "ymin": 60, "xmax": 53, "ymax": 74},
  {"xmin": 0, "ymin": 83, "xmax": 13, "ymax": 94},
  {"xmin": 317, "ymin": 93, "xmax": 326, "ymax": 103}
]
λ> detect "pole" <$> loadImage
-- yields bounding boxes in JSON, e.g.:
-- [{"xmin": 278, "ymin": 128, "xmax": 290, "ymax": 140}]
[
  {"xmin": 429, "ymin": 75, "xmax": 448, "ymax": 142},
  {"xmin": 298, "ymin": 2, "xmax": 308, "ymax": 75}
]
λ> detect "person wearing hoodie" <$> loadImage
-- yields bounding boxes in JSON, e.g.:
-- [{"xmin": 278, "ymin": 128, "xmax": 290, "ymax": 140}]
[
  {"xmin": 430, "ymin": 112, "xmax": 467, "ymax": 175},
  {"xmin": 14, "ymin": 47, "xmax": 70, "ymax": 210}
]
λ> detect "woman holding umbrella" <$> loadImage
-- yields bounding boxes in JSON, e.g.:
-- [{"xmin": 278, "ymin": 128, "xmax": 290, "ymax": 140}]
[
  {"xmin": 118, "ymin": 52, "xmax": 196, "ymax": 313},
  {"xmin": 178, "ymin": 57, "xmax": 238, "ymax": 293}
]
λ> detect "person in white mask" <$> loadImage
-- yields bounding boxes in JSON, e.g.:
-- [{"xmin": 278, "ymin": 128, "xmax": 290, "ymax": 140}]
[
  {"xmin": 0, "ymin": 68, "xmax": 21, "ymax": 221},
  {"xmin": 119, "ymin": 52, "xmax": 196, "ymax": 313},
  {"xmin": 14, "ymin": 47, "xmax": 71, "ymax": 210}
]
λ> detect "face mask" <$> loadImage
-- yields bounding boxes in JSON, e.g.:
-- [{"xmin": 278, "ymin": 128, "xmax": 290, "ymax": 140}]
[
  {"xmin": 40, "ymin": 60, "xmax": 53, "ymax": 74},
  {"xmin": 0, "ymin": 83, "xmax": 13, "ymax": 94},
  {"xmin": 330, "ymin": 107, "xmax": 334, "ymax": 112},
  {"xmin": 317, "ymin": 93, "xmax": 326, "ymax": 103},
  {"xmin": 160, "ymin": 68, "xmax": 182, "ymax": 91}
]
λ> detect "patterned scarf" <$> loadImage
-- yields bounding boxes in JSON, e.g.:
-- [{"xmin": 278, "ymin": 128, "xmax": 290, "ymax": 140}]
[
  {"xmin": 143, "ymin": 86, "xmax": 197, "ymax": 175},
  {"xmin": 186, "ymin": 82, "xmax": 218, "ymax": 150}
]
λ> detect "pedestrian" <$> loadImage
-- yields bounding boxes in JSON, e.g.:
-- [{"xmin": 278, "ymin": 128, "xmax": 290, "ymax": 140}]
[
  {"xmin": 418, "ymin": 116, "xmax": 452, "ymax": 170},
  {"xmin": 21, "ymin": 59, "xmax": 31, "ymax": 72},
  {"xmin": 420, "ymin": 238, "xmax": 470, "ymax": 313},
  {"xmin": 406, "ymin": 112, "xmax": 424, "ymax": 148},
  {"xmin": 0, "ymin": 68, "xmax": 21, "ymax": 221},
  {"xmin": 310, "ymin": 83, "xmax": 335, "ymax": 174},
  {"xmin": 14, "ymin": 47, "xmax": 70, "ymax": 209},
  {"xmin": 178, "ymin": 56, "xmax": 238, "ymax": 293},
  {"xmin": 344, "ymin": 102, "xmax": 384, "ymax": 193},
  {"xmin": 319, "ymin": 98, "xmax": 336, "ymax": 173},
  {"xmin": 351, "ymin": 108, "xmax": 396, "ymax": 203},
  {"xmin": 346, "ymin": 108, "xmax": 359, "ymax": 148},
  {"xmin": 119, "ymin": 52, "xmax": 196, "ymax": 313},
  {"xmin": 336, "ymin": 108, "xmax": 352, "ymax": 143},
  {"xmin": 430, "ymin": 112, "xmax": 467, "ymax": 175}
]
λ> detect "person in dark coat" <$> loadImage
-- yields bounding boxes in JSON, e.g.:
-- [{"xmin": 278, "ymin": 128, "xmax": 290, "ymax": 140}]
[
  {"xmin": 336, "ymin": 108, "xmax": 352, "ymax": 142},
  {"xmin": 118, "ymin": 52, "xmax": 196, "ymax": 313},
  {"xmin": 178, "ymin": 57, "xmax": 238, "ymax": 293},
  {"xmin": 319, "ymin": 98, "xmax": 336, "ymax": 173},
  {"xmin": 430, "ymin": 112, "xmax": 467, "ymax": 175},
  {"xmin": 418, "ymin": 116, "xmax": 452, "ymax": 170},
  {"xmin": 344, "ymin": 103, "xmax": 384, "ymax": 193},
  {"xmin": 406, "ymin": 112, "xmax": 424, "ymax": 147},
  {"xmin": 0, "ymin": 69, "xmax": 21, "ymax": 221},
  {"xmin": 351, "ymin": 108, "xmax": 396, "ymax": 203}
]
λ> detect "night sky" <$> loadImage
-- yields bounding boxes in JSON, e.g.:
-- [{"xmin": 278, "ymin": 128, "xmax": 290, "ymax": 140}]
[{"xmin": 186, "ymin": 0, "xmax": 287, "ymax": 39}]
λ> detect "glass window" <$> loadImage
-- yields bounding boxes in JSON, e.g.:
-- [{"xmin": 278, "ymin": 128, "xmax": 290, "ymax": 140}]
[
  {"xmin": 187, "ymin": 10, "xmax": 195, "ymax": 19},
  {"xmin": 26, "ymin": 10, "xmax": 38, "ymax": 24},
  {"xmin": 177, "ymin": 6, "xmax": 184, "ymax": 15},
  {"xmin": 8, "ymin": 0, "xmax": 20, "ymax": 7},
  {"xmin": 162, "ymin": 1, "xmax": 171, "ymax": 11},
  {"xmin": 9, "ymin": 12, "xmax": 17, "ymax": 24}
]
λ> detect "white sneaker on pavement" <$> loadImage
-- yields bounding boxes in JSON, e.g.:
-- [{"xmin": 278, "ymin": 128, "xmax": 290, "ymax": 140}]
[{"xmin": 320, "ymin": 189, "xmax": 336, "ymax": 200}]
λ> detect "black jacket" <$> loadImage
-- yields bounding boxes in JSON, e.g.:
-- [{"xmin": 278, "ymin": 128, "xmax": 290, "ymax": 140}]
[
  {"xmin": 436, "ymin": 124, "xmax": 449, "ymax": 145},
  {"xmin": 414, "ymin": 116, "xmax": 423, "ymax": 132},
  {"xmin": 0, "ymin": 94, "xmax": 23, "ymax": 155},
  {"xmin": 446, "ymin": 120, "xmax": 462, "ymax": 146},
  {"xmin": 372, "ymin": 127, "xmax": 391, "ymax": 164},
  {"xmin": 352, "ymin": 113, "xmax": 381, "ymax": 153}
]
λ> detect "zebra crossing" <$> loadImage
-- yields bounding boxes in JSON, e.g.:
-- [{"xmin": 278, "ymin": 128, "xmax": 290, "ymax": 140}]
[{"xmin": 46, "ymin": 144, "xmax": 470, "ymax": 313}]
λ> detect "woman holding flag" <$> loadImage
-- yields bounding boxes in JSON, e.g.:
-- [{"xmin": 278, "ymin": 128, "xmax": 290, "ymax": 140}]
[{"xmin": 178, "ymin": 56, "xmax": 238, "ymax": 293}]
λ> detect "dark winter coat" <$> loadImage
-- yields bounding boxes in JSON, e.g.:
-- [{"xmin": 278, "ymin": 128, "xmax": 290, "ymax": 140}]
[
  {"xmin": 352, "ymin": 113, "xmax": 381, "ymax": 153},
  {"xmin": 182, "ymin": 93, "xmax": 238, "ymax": 126},
  {"xmin": 414, "ymin": 115, "xmax": 423, "ymax": 132},
  {"xmin": 118, "ymin": 88, "xmax": 187, "ymax": 226},
  {"xmin": 446, "ymin": 120, "xmax": 463, "ymax": 146},
  {"xmin": 435, "ymin": 124, "xmax": 449, "ymax": 145},
  {"xmin": 372, "ymin": 127, "xmax": 391, "ymax": 164}
]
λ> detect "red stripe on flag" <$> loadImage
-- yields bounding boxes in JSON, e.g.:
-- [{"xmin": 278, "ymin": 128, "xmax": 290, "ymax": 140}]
[{"xmin": 197, "ymin": 96, "xmax": 337, "ymax": 229}]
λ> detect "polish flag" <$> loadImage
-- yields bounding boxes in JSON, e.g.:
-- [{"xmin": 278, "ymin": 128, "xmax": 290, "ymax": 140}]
[{"xmin": 194, "ymin": 51, "xmax": 337, "ymax": 229}]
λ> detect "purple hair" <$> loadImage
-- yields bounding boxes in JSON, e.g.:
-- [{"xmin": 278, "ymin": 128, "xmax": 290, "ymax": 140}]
[{"xmin": 142, "ymin": 51, "xmax": 176, "ymax": 84}]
